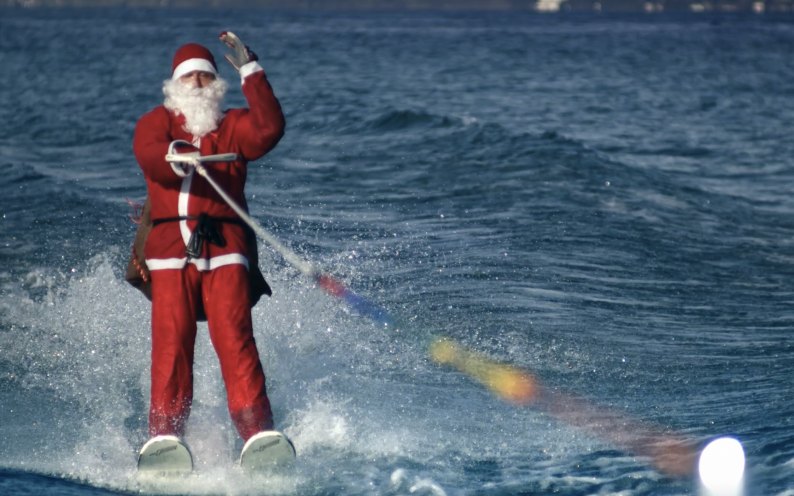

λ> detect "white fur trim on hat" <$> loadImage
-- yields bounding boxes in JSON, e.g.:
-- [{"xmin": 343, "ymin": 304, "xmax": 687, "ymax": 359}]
[{"xmin": 172, "ymin": 58, "xmax": 218, "ymax": 81}]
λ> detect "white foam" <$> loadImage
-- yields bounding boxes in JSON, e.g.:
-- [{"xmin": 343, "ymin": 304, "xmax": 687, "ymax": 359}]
[{"xmin": 0, "ymin": 251, "xmax": 608, "ymax": 495}]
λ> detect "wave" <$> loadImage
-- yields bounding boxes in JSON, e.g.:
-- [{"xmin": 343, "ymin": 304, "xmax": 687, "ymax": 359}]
[
  {"xmin": 365, "ymin": 108, "xmax": 461, "ymax": 132},
  {"xmin": 0, "ymin": 162, "xmax": 48, "ymax": 185}
]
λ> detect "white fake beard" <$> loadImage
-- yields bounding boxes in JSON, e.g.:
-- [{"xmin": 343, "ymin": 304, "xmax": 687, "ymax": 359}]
[{"xmin": 163, "ymin": 77, "xmax": 228, "ymax": 138}]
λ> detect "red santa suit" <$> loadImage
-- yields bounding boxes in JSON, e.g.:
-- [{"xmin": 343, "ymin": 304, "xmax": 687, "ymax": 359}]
[{"xmin": 133, "ymin": 43, "xmax": 284, "ymax": 441}]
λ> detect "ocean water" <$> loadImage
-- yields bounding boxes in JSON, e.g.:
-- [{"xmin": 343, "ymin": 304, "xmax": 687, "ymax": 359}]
[{"xmin": 1, "ymin": 7, "xmax": 794, "ymax": 495}]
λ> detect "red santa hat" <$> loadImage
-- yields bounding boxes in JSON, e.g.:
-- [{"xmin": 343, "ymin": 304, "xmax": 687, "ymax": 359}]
[{"xmin": 171, "ymin": 43, "xmax": 218, "ymax": 80}]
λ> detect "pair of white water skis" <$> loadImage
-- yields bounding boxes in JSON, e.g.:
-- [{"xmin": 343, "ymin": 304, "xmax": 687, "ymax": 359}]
[{"xmin": 137, "ymin": 430, "xmax": 295, "ymax": 475}]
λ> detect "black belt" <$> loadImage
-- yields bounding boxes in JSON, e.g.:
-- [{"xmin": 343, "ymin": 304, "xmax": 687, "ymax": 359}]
[{"xmin": 152, "ymin": 214, "xmax": 245, "ymax": 259}]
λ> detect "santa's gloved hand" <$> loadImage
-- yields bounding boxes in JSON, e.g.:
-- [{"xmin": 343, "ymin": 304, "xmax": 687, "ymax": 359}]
[
  {"xmin": 167, "ymin": 140, "xmax": 200, "ymax": 177},
  {"xmin": 219, "ymin": 31, "xmax": 258, "ymax": 72}
]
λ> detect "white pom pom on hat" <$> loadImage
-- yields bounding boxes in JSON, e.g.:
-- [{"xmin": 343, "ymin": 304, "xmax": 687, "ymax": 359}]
[{"xmin": 171, "ymin": 43, "xmax": 218, "ymax": 81}]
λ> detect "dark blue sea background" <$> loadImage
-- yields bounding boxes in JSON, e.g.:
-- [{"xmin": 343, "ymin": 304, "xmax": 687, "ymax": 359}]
[{"xmin": 1, "ymin": 7, "xmax": 793, "ymax": 495}]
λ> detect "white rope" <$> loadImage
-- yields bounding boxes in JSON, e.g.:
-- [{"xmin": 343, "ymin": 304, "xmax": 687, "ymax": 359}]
[{"xmin": 173, "ymin": 153, "xmax": 316, "ymax": 277}]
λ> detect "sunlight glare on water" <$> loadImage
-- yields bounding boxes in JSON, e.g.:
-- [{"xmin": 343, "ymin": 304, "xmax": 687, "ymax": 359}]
[{"xmin": 698, "ymin": 437, "xmax": 745, "ymax": 496}]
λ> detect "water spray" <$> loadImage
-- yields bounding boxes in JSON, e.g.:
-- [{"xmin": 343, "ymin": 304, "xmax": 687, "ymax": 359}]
[{"xmin": 170, "ymin": 152, "xmax": 740, "ymax": 485}]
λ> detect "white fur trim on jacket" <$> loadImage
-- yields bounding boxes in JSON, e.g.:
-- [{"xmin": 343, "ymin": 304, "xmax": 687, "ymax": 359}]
[
  {"xmin": 239, "ymin": 61, "xmax": 264, "ymax": 83},
  {"xmin": 146, "ymin": 254, "xmax": 249, "ymax": 272}
]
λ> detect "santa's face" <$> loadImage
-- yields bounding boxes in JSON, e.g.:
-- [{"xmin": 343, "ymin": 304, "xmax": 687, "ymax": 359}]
[
  {"xmin": 178, "ymin": 70, "xmax": 217, "ymax": 88},
  {"xmin": 163, "ymin": 72, "xmax": 228, "ymax": 138}
]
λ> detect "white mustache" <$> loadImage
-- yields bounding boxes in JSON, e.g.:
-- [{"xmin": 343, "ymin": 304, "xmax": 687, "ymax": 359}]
[{"xmin": 162, "ymin": 78, "xmax": 228, "ymax": 137}]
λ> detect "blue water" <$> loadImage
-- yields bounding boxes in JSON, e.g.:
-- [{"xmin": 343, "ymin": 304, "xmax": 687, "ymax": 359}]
[{"xmin": 1, "ymin": 7, "xmax": 794, "ymax": 495}]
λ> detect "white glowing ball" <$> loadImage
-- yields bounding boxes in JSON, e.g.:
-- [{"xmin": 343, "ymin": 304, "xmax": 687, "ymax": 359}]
[{"xmin": 698, "ymin": 437, "xmax": 745, "ymax": 495}]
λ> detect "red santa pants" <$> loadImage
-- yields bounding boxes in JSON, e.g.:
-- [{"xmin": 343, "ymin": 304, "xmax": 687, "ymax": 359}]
[{"xmin": 148, "ymin": 263, "xmax": 273, "ymax": 441}]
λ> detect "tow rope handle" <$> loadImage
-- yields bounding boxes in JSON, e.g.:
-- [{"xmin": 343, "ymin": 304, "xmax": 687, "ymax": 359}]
[{"xmin": 165, "ymin": 152, "xmax": 238, "ymax": 163}]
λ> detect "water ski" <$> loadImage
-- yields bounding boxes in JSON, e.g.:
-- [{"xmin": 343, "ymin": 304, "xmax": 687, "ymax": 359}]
[
  {"xmin": 240, "ymin": 430, "xmax": 296, "ymax": 471},
  {"xmin": 137, "ymin": 435, "xmax": 193, "ymax": 475}
]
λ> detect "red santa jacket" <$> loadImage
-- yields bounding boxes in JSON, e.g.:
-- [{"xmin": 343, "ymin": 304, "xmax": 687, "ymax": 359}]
[{"xmin": 133, "ymin": 62, "xmax": 284, "ymax": 272}]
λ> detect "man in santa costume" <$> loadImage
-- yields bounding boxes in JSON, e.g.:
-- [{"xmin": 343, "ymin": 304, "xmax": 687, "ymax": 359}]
[{"xmin": 133, "ymin": 32, "xmax": 284, "ymax": 451}]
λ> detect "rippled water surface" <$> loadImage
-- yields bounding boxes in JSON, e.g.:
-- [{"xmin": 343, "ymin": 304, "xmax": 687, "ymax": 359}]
[{"xmin": 1, "ymin": 8, "xmax": 793, "ymax": 496}]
